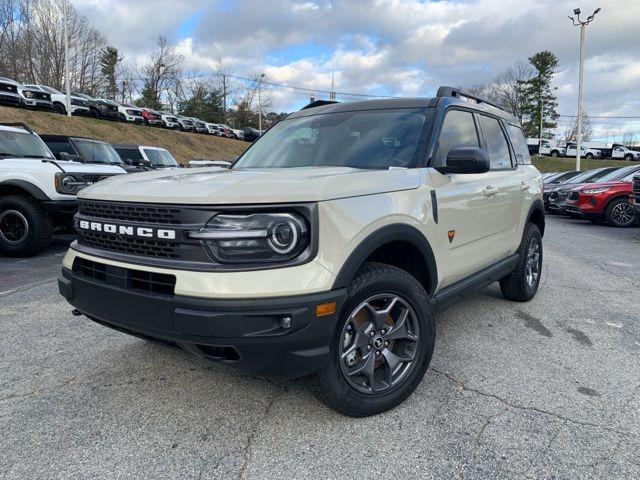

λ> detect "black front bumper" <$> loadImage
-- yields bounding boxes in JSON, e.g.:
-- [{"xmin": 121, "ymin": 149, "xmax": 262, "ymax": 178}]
[{"xmin": 59, "ymin": 266, "xmax": 346, "ymax": 379}]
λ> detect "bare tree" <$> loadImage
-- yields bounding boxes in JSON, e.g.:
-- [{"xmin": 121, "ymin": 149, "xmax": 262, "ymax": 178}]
[
  {"xmin": 622, "ymin": 131, "xmax": 638, "ymax": 147},
  {"xmin": 562, "ymin": 112, "xmax": 593, "ymax": 143},
  {"xmin": 136, "ymin": 36, "xmax": 183, "ymax": 109},
  {"xmin": 492, "ymin": 61, "xmax": 534, "ymax": 121}
]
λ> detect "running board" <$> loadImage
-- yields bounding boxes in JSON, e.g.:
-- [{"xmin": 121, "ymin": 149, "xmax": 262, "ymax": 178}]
[{"xmin": 431, "ymin": 254, "xmax": 519, "ymax": 312}]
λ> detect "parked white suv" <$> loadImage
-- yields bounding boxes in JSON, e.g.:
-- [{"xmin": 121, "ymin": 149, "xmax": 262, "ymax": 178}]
[
  {"xmin": 112, "ymin": 144, "xmax": 180, "ymax": 168},
  {"xmin": 565, "ymin": 143, "xmax": 601, "ymax": 159},
  {"xmin": 611, "ymin": 145, "xmax": 640, "ymax": 161},
  {"xmin": 26, "ymin": 85, "xmax": 91, "ymax": 115},
  {"xmin": 58, "ymin": 87, "xmax": 545, "ymax": 416},
  {"xmin": 0, "ymin": 123, "xmax": 125, "ymax": 256},
  {"xmin": 117, "ymin": 105, "xmax": 144, "ymax": 123}
]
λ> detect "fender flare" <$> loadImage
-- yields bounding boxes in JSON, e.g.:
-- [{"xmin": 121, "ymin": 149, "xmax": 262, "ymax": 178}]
[
  {"xmin": 332, "ymin": 224, "xmax": 438, "ymax": 295},
  {"xmin": 0, "ymin": 179, "xmax": 50, "ymax": 201},
  {"xmin": 525, "ymin": 198, "xmax": 546, "ymax": 237}
]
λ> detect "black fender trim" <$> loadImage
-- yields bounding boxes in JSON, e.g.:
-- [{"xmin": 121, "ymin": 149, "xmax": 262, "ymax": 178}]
[
  {"xmin": 331, "ymin": 224, "xmax": 438, "ymax": 295},
  {"xmin": 0, "ymin": 179, "xmax": 50, "ymax": 201},
  {"xmin": 525, "ymin": 198, "xmax": 546, "ymax": 237}
]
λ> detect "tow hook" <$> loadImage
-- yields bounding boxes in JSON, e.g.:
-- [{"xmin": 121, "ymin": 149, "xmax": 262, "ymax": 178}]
[{"xmin": 71, "ymin": 309, "xmax": 83, "ymax": 316}]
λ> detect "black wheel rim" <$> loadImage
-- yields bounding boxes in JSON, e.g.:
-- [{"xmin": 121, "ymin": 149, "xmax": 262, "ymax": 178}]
[
  {"xmin": 525, "ymin": 237, "xmax": 541, "ymax": 287},
  {"xmin": 339, "ymin": 294, "xmax": 420, "ymax": 394},
  {"xmin": 0, "ymin": 210, "xmax": 29, "ymax": 244},
  {"xmin": 612, "ymin": 202, "xmax": 635, "ymax": 225}
]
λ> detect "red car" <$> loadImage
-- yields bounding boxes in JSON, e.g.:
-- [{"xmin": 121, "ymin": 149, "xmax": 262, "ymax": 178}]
[
  {"xmin": 565, "ymin": 165, "xmax": 640, "ymax": 227},
  {"xmin": 140, "ymin": 108, "xmax": 163, "ymax": 126}
]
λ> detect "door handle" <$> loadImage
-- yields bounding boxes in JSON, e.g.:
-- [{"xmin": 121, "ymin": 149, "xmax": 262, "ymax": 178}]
[
  {"xmin": 482, "ymin": 186, "xmax": 498, "ymax": 196},
  {"xmin": 520, "ymin": 182, "xmax": 529, "ymax": 191}
]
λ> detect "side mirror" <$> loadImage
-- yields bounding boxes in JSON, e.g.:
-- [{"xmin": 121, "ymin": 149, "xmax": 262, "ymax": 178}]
[
  {"xmin": 437, "ymin": 147, "xmax": 490, "ymax": 174},
  {"xmin": 59, "ymin": 151, "xmax": 83, "ymax": 162}
]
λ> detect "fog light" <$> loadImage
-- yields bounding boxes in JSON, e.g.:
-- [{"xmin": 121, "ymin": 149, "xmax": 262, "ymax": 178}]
[{"xmin": 281, "ymin": 316, "xmax": 292, "ymax": 329}]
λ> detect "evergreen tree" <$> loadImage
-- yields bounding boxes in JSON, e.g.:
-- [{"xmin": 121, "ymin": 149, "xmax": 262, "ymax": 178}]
[
  {"xmin": 135, "ymin": 80, "xmax": 163, "ymax": 110},
  {"xmin": 99, "ymin": 46, "xmax": 120, "ymax": 100},
  {"xmin": 178, "ymin": 84, "xmax": 224, "ymax": 122},
  {"xmin": 517, "ymin": 51, "xmax": 559, "ymax": 138}
]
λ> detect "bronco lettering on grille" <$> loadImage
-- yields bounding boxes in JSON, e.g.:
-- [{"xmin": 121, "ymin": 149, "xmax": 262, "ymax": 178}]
[{"xmin": 78, "ymin": 220, "xmax": 176, "ymax": 240}]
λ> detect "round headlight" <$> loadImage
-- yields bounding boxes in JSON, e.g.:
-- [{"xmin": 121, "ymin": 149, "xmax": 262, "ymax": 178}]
[
  {"xmin": 60, "ymin": 175, "xmax": 77, "ymax": 193},
  {"xmin": 268, "ymin": 220, "xmax": 298, "ymax": 254},
  {"xmin": 23, "ymin": 91, "xmax": 34, "ymax": 98}
]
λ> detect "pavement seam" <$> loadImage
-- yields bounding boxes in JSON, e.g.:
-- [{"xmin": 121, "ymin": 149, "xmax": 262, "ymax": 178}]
[
  {"xmin": 0, "ymin": 277, "xmax": 57, "ymax": 297},
  {"xmin": 431, "ymin": 368, "xmax": 636, "ymax": 438}
]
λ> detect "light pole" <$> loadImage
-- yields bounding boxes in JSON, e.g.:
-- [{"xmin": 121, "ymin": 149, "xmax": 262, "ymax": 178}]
[
  {"xmin": 257, "ymin": 73, "xmax": 265, "ymax": 132},
  {"xmin": 568, "ymin": 7, "xmax": 601, "ymax": 170},
  {"xmin": 63, "ymin": 0, "xmax": 71, "ymax": 117}
]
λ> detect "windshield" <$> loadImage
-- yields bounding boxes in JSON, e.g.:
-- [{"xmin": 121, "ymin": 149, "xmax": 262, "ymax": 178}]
[
  {"xmin": 0, "ymin": 131, "xmax": 54, "ymax": 159},
  {"xmin": 599, "ymin": 165, "xmax": 640, "ymax": 182},
  {"xmin": 552, "ymin": 171, "xmax": 581, "ymax": 183},
  {"xmin": 567, "ymin": 168, "xmax": 616, "ymax": 184},
  {"xmin": 234, "ymin": 109, "xmax": 427, "ymax": 169},
  {"xmin": 41, "ymin": 85, "xmax": 62, "ymax": 94},
  {"xmin": 142, "ymin": 148, "xmax": 178, "ymax": 167},
  {"xmin": 73, "ymin": 140, "xmax": 123, "ymax": 164}
]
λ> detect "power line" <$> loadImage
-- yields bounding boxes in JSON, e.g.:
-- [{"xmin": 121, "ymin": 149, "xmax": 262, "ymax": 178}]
[
  {"xmin": 223, "ymin": 73, "xmax": 404, "ymax": 99},
  {"xmin": 558, "ymin": 114, "xmax": 640, "ymax": 119}
]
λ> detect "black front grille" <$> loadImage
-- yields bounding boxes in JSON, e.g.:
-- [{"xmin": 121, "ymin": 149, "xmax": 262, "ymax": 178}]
[
  {"xmin": 0, "ymin": 83, "xmax": 17, "ymax": 93},
  {"xmin": 73, "ymin": 257, "xmax": 176, "ymax": 295},
  {"xmin": 633, "ymin": 177, "xmax": 640, "ymax": 194},
  {"xmin": 79, "ymin": 201, "xmax": 182, "ymax": 224},
  {"xmin": 77, "ymin": 231, "xmax": 179, "ymax": 258},
  {"xmin": 567, "ymin": 191, "xmax": 579, "ymax": 201}
]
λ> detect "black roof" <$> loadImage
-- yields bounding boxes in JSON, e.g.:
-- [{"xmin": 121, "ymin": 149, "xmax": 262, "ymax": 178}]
[
  {"xmin": 112, "ymin": 143, "xmax": 139, "ymax": 149},
  {"xmin": 39, "ymin": 134, "xmax": 109, "ymax": 144},
  {"xmin": 288, "ymin": 85, "xmax": 519, "ymax": 124}
]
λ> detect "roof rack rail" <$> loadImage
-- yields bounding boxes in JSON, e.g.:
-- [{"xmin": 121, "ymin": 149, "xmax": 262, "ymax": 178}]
[
  {"xmin": 436, "ymin": 86, "xmax": 503, "ymax": 111},
  {"xmin": 300, "ymin": 100, "xmax": 338, "ymax": 110},
  {"xmin": 0, "ymin": 122, "xmax": 34, "ymax": 134}
]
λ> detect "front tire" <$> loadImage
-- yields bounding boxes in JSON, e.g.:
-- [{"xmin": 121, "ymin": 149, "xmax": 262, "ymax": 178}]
[
  {"xmin": 310, "ymin": 262, "xmax": 435, "ymax": 417},
  {"xmin": 0, "ymin": 195, "xmax": 52, "ymax": 257},
  {"xmin": 585, "ymin": 153, "xmax": 594, "ymax": 159},
  {"xmin": 605, "ymin": 197, "xmax": 637, "ymax": 228},
  {"xmin": 499, "ymin": 223, "xmax": 542, "ymax": 302},
  {"xmin": 624, "ymin": 154, "xmax": 634, "ymax": 161},
  {"xmin": 53, "ymin": 102, "xmax": 66, "ymax": 115},
  {"xmin": 551, "ymin": 150, "xmax": 559, "ymax": 157}
]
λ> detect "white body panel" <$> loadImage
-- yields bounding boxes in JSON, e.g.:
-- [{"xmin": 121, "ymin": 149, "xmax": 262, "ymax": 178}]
[
  {"xmin": 565, "ymin": 145, "xmax": 601, "ymax": 158},
  {"xmin": 611, "ymin": 146, "xmax": 640, "ymax": 160}
]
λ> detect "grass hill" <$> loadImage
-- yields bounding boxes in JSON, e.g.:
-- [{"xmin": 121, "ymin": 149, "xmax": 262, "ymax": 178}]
[
  {"xmin": 0, "ymin": 105, "xmax": 248, "ymax": 164},
  {"xmin": 532, "ymin": 155, "xmax": 638, "ymax": 173}
]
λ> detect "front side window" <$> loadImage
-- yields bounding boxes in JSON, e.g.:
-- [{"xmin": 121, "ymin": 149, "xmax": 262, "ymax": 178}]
[
  {"xmin": 0, "ymin": 131, "xmax": 55, "ymax": 159},
  {"xmin": 234, "ymin": 109, "xmax": 427, "ymax": 170},
  {"xmin": 478, "ymin": 115, "xmax": 512, "ymax": 169},
  {"xmin": 432, "ymin": 109, "xmax": 479, "ymax": 167},
  {"xmin": 115, "ymin": 148, "xmax": 143, "ymax": 162},
  {"xmin": 507, "ymin": 124, "xmax": 531, "ymax": 165},
  {"xmin": 73, "ymin": 140, "xmax": 123, "ymax": 165}
]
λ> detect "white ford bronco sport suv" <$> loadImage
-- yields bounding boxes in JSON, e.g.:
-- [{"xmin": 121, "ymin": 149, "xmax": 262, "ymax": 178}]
[
  {"xmin": 0, "ymin": 123, "xmax": 125, "ymax": 257},
  {"xmin": 58, "ymin": 87, "xmax": 545, "ymax": 416}
]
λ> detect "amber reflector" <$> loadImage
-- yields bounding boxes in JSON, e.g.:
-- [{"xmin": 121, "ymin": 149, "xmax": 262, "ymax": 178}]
[{"xmin": 315, "ymin": 301, "xmax": 336, "ymax": 317}]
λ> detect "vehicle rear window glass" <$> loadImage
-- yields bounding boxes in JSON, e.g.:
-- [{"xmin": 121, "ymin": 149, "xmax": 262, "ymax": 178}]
[
  {"xmin": 478, "ymin": 115, "xmax": 512, "ymax": 169},
  {"xmin": 507, "ymin": 124, "xmax": 531, "ymax": 165},
  {"xmin": 433, "ymin": 110, "xmax": 479, "ymax": 168}
]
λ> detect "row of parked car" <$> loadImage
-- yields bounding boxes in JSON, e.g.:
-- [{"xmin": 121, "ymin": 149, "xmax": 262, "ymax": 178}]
[
  {"xmin": 538, "ymin": 141, "xmax": 640, "ymax": 161},
  {"xmin": 543, "ymin": 165, "xmax": 640, "ymax": 227},
  {"xmin": 0, "ymin": 121, "xmax": 239, "ymax": 256},
  {"xmin": 0, "ymin": 76, "xmax": 264, "ymax": 142}
]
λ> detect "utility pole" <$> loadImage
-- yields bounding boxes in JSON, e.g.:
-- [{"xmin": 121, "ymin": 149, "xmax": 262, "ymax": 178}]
[
  {"xmin": 257, "ymin": 73, "xmax": 265, "ymax": 132},
  {"xmin": 63, "ymin": 0, "xmax": 71, "ymax": 117},
  {"xmin": 569, "ymin": 7, "xmax": 601, "ymax": 170},
  {"xmin": 538, "ymin": 87, "xmax": 544, "ymax": 153},
  {"xmin": 121, "ymin": 80, "xmax": 126, "ymax": 105}
]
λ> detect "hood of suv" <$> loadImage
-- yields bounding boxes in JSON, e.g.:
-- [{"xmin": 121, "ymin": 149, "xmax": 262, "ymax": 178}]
[{"xmin": 78, "ymin": 166, "xmax": 422, "ymax": 204}]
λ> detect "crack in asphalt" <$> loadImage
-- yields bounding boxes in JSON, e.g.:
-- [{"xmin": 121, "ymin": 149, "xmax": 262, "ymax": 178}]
[
  {"xmin": 0, "ymin": 278, "xmax": 57, "ymax": 297},
  {"xmin": 431, "ymin": 368, "xmax": 636, "ymax": 438},
  {"xmin": 237, "ymin": 387, "xmax": 286, "ymax": 480}
]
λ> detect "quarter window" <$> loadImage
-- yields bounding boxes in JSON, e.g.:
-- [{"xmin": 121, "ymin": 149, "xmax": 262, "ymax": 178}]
[
  {"xmin": 507, "ymin": 124, "xmax": 531, "ymax": 165},
  {"xmin": 433, "ymin": 110, "xmax": 479, "ymax": 167},
  {"xmin": 478, "ymin": 115, "xmax": 512, "ymax": 169}
]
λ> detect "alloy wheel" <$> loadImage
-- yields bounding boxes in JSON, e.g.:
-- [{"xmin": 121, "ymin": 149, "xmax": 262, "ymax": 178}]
[
  {"xmin": 525, "ymin": 237, "xmax": 541, "ymax": 287},
  {"xmin": 611, "ymin": 202, "xmax": 635, "ymax": 226},
  {"xmin": 339, "ymin": 294, "xmax": 420, "ymax": 394},
  {"xmin": 0, "ymin": 210, "xmax": 29, "ymax": 245}
]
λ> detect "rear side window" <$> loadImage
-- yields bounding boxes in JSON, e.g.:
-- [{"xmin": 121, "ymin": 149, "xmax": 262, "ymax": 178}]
[
  {"xmin": 433, "ymin": 110, "xmax": 479, "ymax": 167},
  {"xmin": 506, "ymin": 124, "xmax": 531, "ymax": 165},
  {"xmin": 478, "ymin": 115, "xmax": 512, "ymax": 169}
]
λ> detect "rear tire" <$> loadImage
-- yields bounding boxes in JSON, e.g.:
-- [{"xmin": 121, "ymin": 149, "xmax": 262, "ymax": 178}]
[
  {"xmin": 310, "ymin": 262, "xmax": 435, "ymax": 417},
  {"xmin": 604, "ymin": 197, "xmax": 637, "ymax": 228},
  {"xmin": 0, "ymin": 195, "xmax": 52, "ymax": 257},
  {"xmin": 499, "ymin": 223, "xmax": 542, "ymax": 302}
]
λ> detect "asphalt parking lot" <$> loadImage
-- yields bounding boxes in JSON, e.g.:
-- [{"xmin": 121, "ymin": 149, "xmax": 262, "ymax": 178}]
[{"xmin": 1, "ymin": 217, "xmax": 638, "ymax": 479}]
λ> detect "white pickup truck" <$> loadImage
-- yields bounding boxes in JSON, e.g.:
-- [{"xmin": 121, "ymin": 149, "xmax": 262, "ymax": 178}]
[
  {"xmin": 565, "ymin": 143, "xmax": 601, "ymax": 159},
  {"xmin": 611, "ymin": 145, "xmax": 640, "ymax": 161},
  {"xmin": 539, "ymin": 142, "xmax": 566, "ymax": 157}
]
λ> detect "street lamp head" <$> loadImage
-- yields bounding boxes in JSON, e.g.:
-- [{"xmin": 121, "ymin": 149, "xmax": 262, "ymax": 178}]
[
  {"xmin": 573, "ymin": 7, "xmax": 581, "ymax": 15},
  {"xmin": 594, "ymin": 7, "xmax": 601, "ymax": 14}
]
